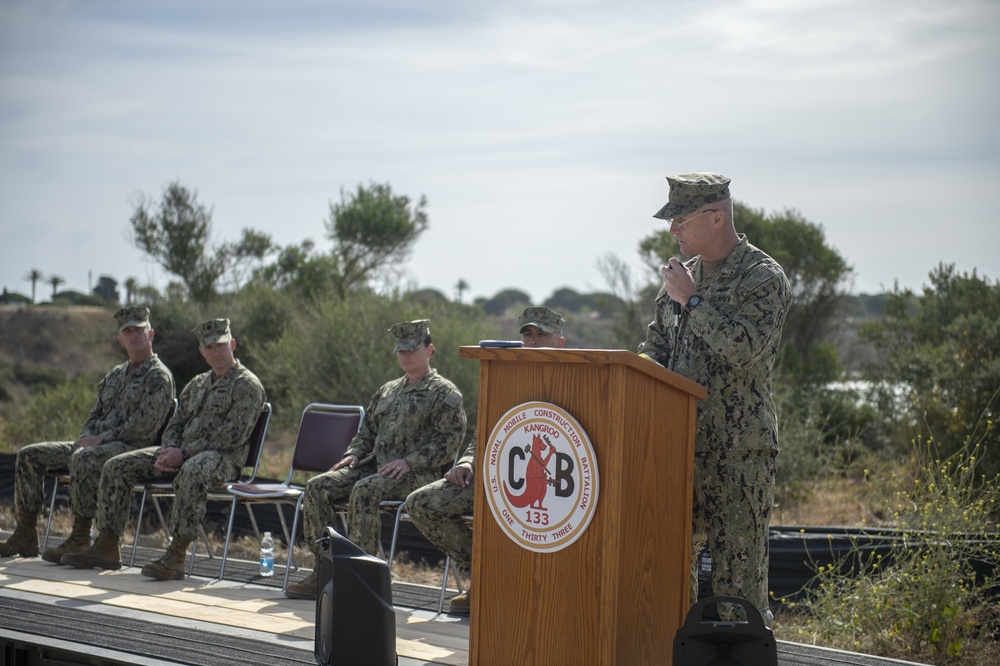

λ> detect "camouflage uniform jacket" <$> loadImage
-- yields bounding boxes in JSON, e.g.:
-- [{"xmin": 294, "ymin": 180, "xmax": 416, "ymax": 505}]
[
  {"xmin": 456, "ymin": 434, "xmax": 475, "ymax": 468},
  {"xmin": 638, "ymin": 235, "xmax": 791, "ymax": 453},
  {"xmin": 347, "ymin": 370, "xmax": 466, "ymax": 472},
  {"xmin": 79, "ymin": 354, "xmax": 175, "ymax": 448},
  {"xmin": 162, "ymin": 360, "xmax": 266, "ymax": 468}
]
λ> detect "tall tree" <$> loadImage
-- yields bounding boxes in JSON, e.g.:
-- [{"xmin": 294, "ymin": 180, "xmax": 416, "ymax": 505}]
[
  {"xmin": 23, "ymin": 268, "xmax": 42, "ymax": 304},
  {"xmin": 596, "ymin": 254, "xmax": 657, "ymax": 349},
  {"xmin": 454, "ymin": 279, "xmax": 469, "ymax": 303},
  {"xmin": 253, "ymin": 240, "xmax": 340, "ymax": 302},
  {"xmin": 124, "ymin": 277, "xmax": 139, "ymax": 305},
  {"xmin": 92, "ymin": 276, "xmax": 120, "ymax": 304},
  {"xmin": 860, "ymin": 264, "xmax": 1000, "ymax": 477},
  {"xmin": 47, "ymin": 275, "xmax": 65, "ymax": 298},
  {"xmin": 130, "ymin": 180, "xmax": 273, "ymax": 304},
  {"xmin": 325, "ymin": 182, "xmax": 429, "ymax": 298},
  {"xmin": 474, "ymin": 288, "xmax": 531, "ymax": 316}
]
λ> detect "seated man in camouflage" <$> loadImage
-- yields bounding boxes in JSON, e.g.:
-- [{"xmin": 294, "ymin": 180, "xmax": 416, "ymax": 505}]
[
  {"xmin": 64, "ymin": 318, "xmax": 265, "ymax": 579},
  {"xmin": 285, "ymin": 319, "xmax": 467, "ymax": 600},
  {"xmin": 0, "ymin": 306, "xmax": 175, "ymax": 560},
  {"xmin": 404, "ymin": 306, "xmax": 565, "ymax": 614}
]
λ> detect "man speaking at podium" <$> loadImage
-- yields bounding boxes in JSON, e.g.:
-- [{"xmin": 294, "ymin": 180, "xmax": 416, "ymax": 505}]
[{"xmin": 638, "ymin": 173, "xmax": 790, "ymax": 626}]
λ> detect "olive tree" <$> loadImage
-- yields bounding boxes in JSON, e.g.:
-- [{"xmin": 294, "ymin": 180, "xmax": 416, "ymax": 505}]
[
  {"xmin": 130, "ymin": 180, "xmax": 274, "ymax": 304},
  {"xmin": 325, "ymin": 182, "xmax": 429, "ymax": 299}
]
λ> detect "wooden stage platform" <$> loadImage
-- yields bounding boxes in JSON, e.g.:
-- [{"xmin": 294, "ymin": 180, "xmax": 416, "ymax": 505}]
[
  {"xmin": 0, "ymin": 534, "xmax": 928, "ymax": 666},
  {"xmin": 0, "ymin": 538, "xmax": 468, "ymax": 666}
]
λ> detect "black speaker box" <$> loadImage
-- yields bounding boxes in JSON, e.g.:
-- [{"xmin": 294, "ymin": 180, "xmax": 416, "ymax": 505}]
[
  {"xmin": 673, "ymin": 595, "xmax": 777, "ymax": 666},
  {"xmin": 314, "ymin": 526, "xmax": 397, "ymax": 666}
]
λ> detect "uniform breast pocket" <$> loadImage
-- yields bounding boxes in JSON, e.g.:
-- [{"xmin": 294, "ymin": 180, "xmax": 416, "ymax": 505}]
[
  {"xmin": 371, "ymin": 395, "xmax": 396, "ymax": 419},
  {"xmin": 708, "ymin": 293, "xmax": 739, "ymax": 318},
  {"xmin": 205, "ymin": 394, "xmax": 230, "ymax": 416}
]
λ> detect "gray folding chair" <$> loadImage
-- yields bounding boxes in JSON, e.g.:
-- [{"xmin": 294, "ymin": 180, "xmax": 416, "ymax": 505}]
[{"xmin": 221, "ymin": 402, "xmax": 364, "ymax": 590}]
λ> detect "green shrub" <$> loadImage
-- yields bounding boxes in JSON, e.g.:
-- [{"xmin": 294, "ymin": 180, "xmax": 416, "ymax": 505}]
[
  {"xmin": 780, "ymin": 429, "xmax": 1000, "ymax": 665},
  {"xmin": 860, "ymin": 266, "xmax": 1000, "ymax": 479},
  {"xmin": 774, "ymin": 383, "xmax": 884, "ymax": 506},
  {"xmin": 261, "ymin": 290, "xmax": 492, "ymax": 434},
  {"xmin": 13, "ymin": 363, "xmax": 68, "ymax": 392},
  {"xmin": 147, "ymin": 300, "xmax": 213, "ymax": 390},
  {"xmin": 1, "ymin": 375, "xmax": 96, "ymax": 452}
]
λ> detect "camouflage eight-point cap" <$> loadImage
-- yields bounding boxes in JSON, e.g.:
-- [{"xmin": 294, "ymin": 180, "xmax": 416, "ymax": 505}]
[
  {"xmin": 390, "ymin": 319, "xmax": 430, "ymax": 352},
  {"xmin": 114, "ymin": 306, "xmax": 150, "ymax": 332},
  {"xmin": 192, "ymin": 318, "xmax": 233, "ymax": 347},
  {"xmin": 653, "ymin": 172, "xmax": 732, "ymax": 220},
  {"xmin": 518, "ymin": 306, "xmax": 564, "ymax": 335}
]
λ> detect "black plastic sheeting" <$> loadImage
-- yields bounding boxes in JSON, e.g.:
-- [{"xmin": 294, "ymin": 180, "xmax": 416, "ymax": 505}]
[{"xmin": 701, "ymin": 525, "xmax": 998, "ymax": 609}]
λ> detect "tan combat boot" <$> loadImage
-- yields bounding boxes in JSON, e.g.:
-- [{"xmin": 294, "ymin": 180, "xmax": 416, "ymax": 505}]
[
  {"xmin": 0, "ymin": 511, "xmax": 39, "ymax": 557},
  {"xmin": 449, "ymin": 589, "xmax": 471, "ymax": 615},
  {"xmin": 42, "ymin": 516, "xmax": 92, "ymax": 564},
  {"xmin": 284, "ymin": 570, "xmax": 319, "ymax": 599},
  {"xmin": 141, "ymin": 537, "xmax": 191, "ymax": 581},
  {"xmin": 61, "ymin": 529, "xmax": 121, "ymax": 570}
]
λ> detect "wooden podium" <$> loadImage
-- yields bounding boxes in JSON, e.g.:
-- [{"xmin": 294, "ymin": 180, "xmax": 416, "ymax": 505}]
[{"xmin": 459, "ymin": 347, "xmax": 706, "ymax": 666}]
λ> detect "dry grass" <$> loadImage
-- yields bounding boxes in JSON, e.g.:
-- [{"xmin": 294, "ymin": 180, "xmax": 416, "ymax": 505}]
[{"xmin": 772, "ymin": 476, "xmax": 876, "ymax": 527}]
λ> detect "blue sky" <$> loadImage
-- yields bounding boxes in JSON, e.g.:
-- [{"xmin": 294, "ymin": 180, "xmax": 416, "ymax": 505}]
[{"xmin": 1, "ymin": 0, "xmax": 998, "ymax": 304}]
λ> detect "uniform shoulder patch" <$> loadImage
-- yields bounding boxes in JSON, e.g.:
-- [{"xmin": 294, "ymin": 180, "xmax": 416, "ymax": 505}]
[
  {"xmin": 444, "ymin": 390, "xmax": 463, "ymax": 408},
  {"xmin": 741, "ymin": 262, "xmax": 782, "ymax": 293}
]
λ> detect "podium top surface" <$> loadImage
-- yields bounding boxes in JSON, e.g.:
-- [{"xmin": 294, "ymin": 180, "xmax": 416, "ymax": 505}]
[{"xmin": 458, "ymin": 346, "xmax": 707, "ymax": 399}]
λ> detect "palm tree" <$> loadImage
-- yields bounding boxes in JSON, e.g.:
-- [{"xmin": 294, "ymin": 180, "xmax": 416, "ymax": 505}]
[
  {"xmin": 47, "ymin": 274, "xmax": 65, "ymax": 299},
  {"xmin": 23, "ymin": 268, "xmax": 42, "ymax": 304},
  {"xmin": 454, "ymin": 278, "xmax": 469, "ymax": 303},
  {"xmin": 124, "ymin": 277, "xmax": 139, "ymax": 305}
]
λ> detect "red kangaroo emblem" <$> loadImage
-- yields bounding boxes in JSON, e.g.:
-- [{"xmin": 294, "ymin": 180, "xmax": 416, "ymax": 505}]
[{"xmin": 504, "ymin": 434, "xmax": 556, "ymax": 510}]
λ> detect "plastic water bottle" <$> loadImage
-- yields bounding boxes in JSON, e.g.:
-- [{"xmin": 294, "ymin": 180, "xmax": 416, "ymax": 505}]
[{"xmin": 259, "ymin": 531, "xmax": 275, "ymax": 577}]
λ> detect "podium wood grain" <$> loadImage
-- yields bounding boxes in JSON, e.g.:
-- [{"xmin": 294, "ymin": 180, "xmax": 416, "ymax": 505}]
[{"xmin": 459, "ymin": 347, "xmax": 705, "ymax": 666}]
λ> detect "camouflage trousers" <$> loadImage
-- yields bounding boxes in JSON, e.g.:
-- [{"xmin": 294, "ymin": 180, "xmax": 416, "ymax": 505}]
[
  {"xmin": 301, "ymin": 465, "xmax": 440, "ymax": 558},
  {"xmin": 690, "ymin": 449, "xmax": 776, "ymax": 621},
  {"xmin": 405, "ymin": 479, "xmax": 474, "ymax": 570},
  {"xmin": 13, "ymin": 440, "xmax": 136, "ymax": 518},
  {"xmin": 95, "ymin": 447, "xmax": 240, "ymax": 542}
]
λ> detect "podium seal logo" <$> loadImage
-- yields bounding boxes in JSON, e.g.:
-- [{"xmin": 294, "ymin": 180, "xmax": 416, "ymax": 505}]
[{"xmin": 483, "ymin": 401, "xmax": 599, "ymax": 553}]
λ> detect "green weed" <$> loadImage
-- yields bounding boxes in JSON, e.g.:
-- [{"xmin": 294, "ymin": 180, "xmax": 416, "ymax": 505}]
[{"xmin": 777, "ymin": 428, "xmax": 1000, "ymax": 665}]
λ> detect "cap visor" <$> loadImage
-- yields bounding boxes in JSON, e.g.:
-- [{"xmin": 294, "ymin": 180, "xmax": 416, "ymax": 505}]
[
  {"xmin": 118, "ymin": 320, "xmax": 148, "ymax": 332},
  {"xmin": 519, "ymin": 323, "xmax": 556, "ymax": 334}
]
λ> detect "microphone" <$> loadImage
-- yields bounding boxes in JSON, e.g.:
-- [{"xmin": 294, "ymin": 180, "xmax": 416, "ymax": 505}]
[
  {"xmin": 670, "ymin": 299, "xmax": 682, "ymax": 327},
  {"xmin": 665, "ymin": 258, "xmax": 682, "ymax": 326}
]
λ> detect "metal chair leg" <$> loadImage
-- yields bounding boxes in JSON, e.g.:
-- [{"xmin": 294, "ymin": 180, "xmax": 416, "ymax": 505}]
[
  {"xmin": 129, "ymin": 488, "xmax": 150, "ymax": 567},
  {"xmin": 218, "ymin": 496, "xmax": 240, "ymax": 581},
  {"xmin": 438, "ymin": 556, "xmax": 452, "ymax": 613},
  {"xmin": 42, "ymin": 475, "xmax": 62, "ymax": 551},
  {"xmin": 282, "ymin": 498, "xmax": 304, "ymax": 591}
]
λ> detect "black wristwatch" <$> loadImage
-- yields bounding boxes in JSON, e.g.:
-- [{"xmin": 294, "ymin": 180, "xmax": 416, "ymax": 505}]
[
  {"xmin": 181, "ymin": 448, "xmax": 191, "ymax": 462},
  {"xmin": 686, "ymin": 294, "xmax": 705, "ymax": 312}
]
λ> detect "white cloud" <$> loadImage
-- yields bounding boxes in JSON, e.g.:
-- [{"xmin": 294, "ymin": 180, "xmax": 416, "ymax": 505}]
[{"xmin": 1, "ymin": 0, "xmax": 997, "ymax": 305}]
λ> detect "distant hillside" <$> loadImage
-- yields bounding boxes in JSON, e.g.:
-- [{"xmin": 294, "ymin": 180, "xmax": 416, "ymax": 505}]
[{"xmin": 0, "ymin": 305, "xmax": 123, "ymax": 403}]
